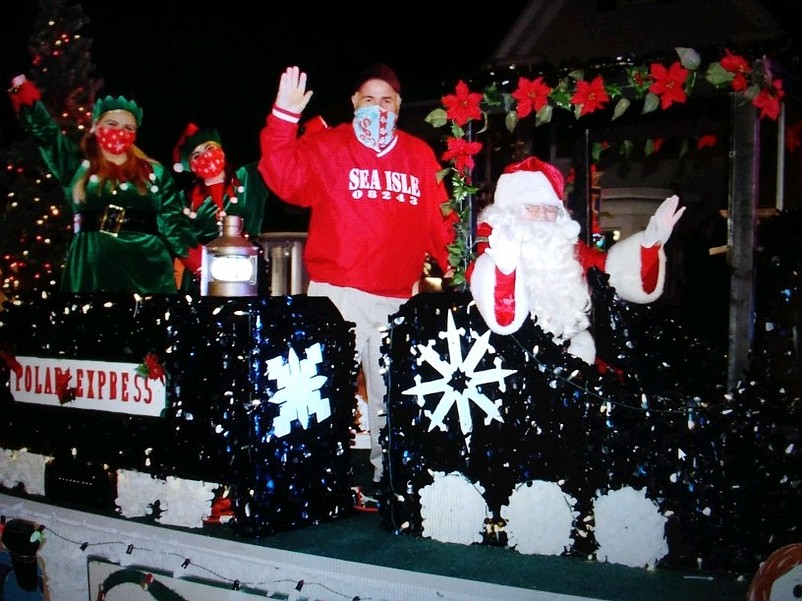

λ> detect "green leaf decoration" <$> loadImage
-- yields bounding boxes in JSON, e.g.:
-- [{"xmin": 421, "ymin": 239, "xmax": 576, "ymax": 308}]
[
  {"xmin": 568, "ymin": 69, "xmax": 585, "ymax": 81},
  {"xmin": 606, "ymin": 82, "xmax": 623, "ymax": 98},
  {"xmin": 591, "ymin": 142, "xmax": 605, "ymax": 163},
  {"xmin": 743, "ymin": 83, "xmax": 760, "ymax": 101},
  {"xmin": 676, "ymin": 47, "xmax": 702, "ymax": 71},
  {"xmin": 612, "ymin": 97, "xmax": 631, "ymax": 120},
  {"xmin": 482, "ymin": 83, "xmax": 504, "ymax": 107},
  {"xmin": 505, "ymin": 110, "xmax": 519, "ymax": 133},
  {"xmin": 476, "ymin": 113, "xmax": 490, "ymax": 135},
  {"xmin": 642, "ymin": 92, "xmax": 660, "ymax": 114},
  {"xmin": 705, "ymin": 62, "xmax": 734, "ymax": 87},
  {"xmin": 425, "ymin": 108, "xmax": 448, "ymax": 128},
  {"xmin": 449, "ymin": 122, "xmax": 466, "ymax": 137},
  {"xmin": 501, "ymin": 91, "xmax": 516, "ymax": 113},
  {"xmin": 551, "ymin": 89, "xmax": 573, "ymax": 110},
  {"xmin": 645, "ymin": 138, "xmax": 656, "ymax": 156},
  {"xmin": 685, "ymin": 70, "xmax": 698, "ymax": 94},
  {"xmin": 535, "ymin": 104, "xmax": 553, "ymax": 126},
  {"xmin": 619, "ymin": 140, "xmax": 634, "ymax": 160}
]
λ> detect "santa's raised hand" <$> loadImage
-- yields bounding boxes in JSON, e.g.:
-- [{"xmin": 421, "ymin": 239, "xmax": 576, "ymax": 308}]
[
  {"xmin": 485, "ymin": 228, "xmax": 524, "ymax": 275},
  {"xmin": 642, "ymin": 195, "xmax": 686, "ymax": 247}
]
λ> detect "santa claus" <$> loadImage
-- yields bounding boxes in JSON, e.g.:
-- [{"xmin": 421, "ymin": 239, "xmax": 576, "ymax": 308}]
[{"xmin": 468, "ymin": 156, "xmax": 685, "ymax": 365}]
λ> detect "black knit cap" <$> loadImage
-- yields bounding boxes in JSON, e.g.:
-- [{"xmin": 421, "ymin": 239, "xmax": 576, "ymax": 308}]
[
  {"xmin": 352, "ymin": 63, "xmax": 401, "ymax": 94},
  {"xmin": 1, "ymin": 519, "xmax": 40, "ymax": 557}
]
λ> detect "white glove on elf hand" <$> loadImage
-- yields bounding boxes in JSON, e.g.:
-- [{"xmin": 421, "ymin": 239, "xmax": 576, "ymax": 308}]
[{"xmin": 642, "ymin": 195, "xmax": 686, "ymax": 247}]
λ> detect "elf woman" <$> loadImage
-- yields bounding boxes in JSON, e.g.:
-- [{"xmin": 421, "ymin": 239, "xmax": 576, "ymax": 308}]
[
  {"xmin": 8, "ymin": 75, "xmax": 193, "ymax": 294},
  {"xmin": 171, "ymin": 123, "xmax": 269, "ymax": 293}
]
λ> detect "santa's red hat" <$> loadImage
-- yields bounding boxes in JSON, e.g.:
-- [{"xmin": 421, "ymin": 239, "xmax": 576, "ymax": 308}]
[{"xmin": 494, "ymin": 156, "xmax": 565, "ymax": 208}]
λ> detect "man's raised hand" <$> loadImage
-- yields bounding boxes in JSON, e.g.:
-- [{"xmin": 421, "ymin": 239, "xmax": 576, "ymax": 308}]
[{"xmin": 275, "ymin": 66, "xmax": 314, "ymax": 115}]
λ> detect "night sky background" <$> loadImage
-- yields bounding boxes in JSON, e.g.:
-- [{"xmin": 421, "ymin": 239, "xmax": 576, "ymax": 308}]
[{"xmin": 1, "ymin": 1, "xmax": 529, "ymax": 166}]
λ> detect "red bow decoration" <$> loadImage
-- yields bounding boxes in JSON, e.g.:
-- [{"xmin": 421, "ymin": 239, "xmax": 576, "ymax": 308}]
[
  {"xmin": 0, "ymin": 350, "xmax": 23, "ymax": 379},
  {"xmin": 136, "ymin": 352, "xmax": 166, "ymax": 382},
  {"xmin": 55, "ymin": 369, "xmax": 76, "ymax": 405}
]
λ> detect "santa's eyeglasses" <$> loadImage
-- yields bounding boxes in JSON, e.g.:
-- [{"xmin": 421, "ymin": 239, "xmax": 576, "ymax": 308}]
[{"xmin": 521, "ymin": 203, "xmax": 562, "ymax": 220}]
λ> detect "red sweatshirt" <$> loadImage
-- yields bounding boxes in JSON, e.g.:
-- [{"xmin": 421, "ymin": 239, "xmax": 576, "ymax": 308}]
[{"xmin": 259, "ymin": 114, "xmax": 454, "ymax": 298}]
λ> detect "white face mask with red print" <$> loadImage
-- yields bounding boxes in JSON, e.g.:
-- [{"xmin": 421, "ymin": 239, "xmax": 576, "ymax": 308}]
[
  {"xmin": 95, "ymin": 126, "xmax": 136, "ymax": 155},
  {"xmin": 352, "ymin": 106, "xmax": 397, "ymax": 152},
  {"xmin": 190, "ymin": 145, "xmax": 226, "ymax": 180}
]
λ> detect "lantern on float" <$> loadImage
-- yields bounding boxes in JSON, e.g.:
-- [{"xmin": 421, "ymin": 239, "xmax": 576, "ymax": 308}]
[{"xmin": 200, "ymin": 215, "xmax": 259, "ymax": 297}]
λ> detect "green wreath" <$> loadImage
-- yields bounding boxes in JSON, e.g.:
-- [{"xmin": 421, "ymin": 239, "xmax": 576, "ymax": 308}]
[{"xmin": 97, "ymin": 568, "xmax": 188, "ymax": 601}]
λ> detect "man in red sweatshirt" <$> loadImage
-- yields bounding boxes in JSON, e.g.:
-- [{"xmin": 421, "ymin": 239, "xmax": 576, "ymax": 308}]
[{"xmin": 258, "ymin": 64, "xmax": 455, "ymax": 497}]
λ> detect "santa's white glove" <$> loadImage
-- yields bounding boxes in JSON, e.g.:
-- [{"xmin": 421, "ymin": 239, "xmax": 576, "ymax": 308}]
[
  {"xmin": 274, "ymin": 66, "xmax": 314, "ymax": 115},
  {"xmin": 484, "ymin": 229, "xmax": 523, "ymax": 275},
  {"xmin": 642, "ymin": 195, "xmax": 686, "ymax": 247}
]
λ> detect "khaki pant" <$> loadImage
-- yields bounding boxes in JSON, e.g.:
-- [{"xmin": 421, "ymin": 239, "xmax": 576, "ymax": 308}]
[{"xmin": 307, "ymin": 281, "xmax": 404, "ymax": 483}]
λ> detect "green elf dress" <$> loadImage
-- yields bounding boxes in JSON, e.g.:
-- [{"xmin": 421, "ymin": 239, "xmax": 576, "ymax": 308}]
[{"xmin": 15, "ymin": 95, "xmax": 192, "ymax": 294}]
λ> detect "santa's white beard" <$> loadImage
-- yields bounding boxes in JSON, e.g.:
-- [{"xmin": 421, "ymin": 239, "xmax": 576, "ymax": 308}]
[{"xmin": 483, "ymin": 206, "xmax": 591, "ymax": 343}]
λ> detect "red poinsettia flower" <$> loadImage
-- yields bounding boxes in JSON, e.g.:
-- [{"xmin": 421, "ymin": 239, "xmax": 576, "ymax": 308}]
[
  {"xmin": 648, "ymin": 61, "xmax": 688, "ymax": 109},
  {"xmin": 786, "ymin": 121, "xmax": 802, "ymax": 153},
  {"xmin": 141, "ymin": 352, "xmax": 166, "ymax": 382},
  {"xmin": 570, "ymin": 75, "xmax": 609, "ymax": 116},
  {"xmin": 720, "ymin": 48, "xmax": 751, "ymax": 92},
  {"xmin": 56, "ymin": 369, "xmax": 76, "ymax": 405},
  {"xmin": 441, "ymin": 80, "xmax": 483, "ymax": 126},
  {"xmin": 753, "ymin": 79, "xmax": 784, "ymax": 121},
  {"xmin": 697, "ymin": 134, "xmax": 717, "ymax": 149},
  {"xmin": 442, "ymin": 136, "xmax": 483, "ymax": 176},
  {"xmin": 512, "ymin": 76, "xmax": 552, "ymax": 119},
  {"xmin": 0, "ymin": 350, "xmax": 23, "ymax": 379}
]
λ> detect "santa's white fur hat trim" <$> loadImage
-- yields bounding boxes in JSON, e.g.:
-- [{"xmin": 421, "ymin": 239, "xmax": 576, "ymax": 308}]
[
  {"xmin": 494, "ymin": 170, "xmax": 562, "ymax": 208},
  {"xmin": 494, "ymin": 156, "xmax": 565, "ymax": 209}
]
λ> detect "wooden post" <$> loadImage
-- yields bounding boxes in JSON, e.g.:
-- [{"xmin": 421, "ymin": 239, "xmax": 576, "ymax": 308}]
[
  {"xmin": 727, "ymin": 96, "xmax": 759, "ymax": 389},
  {"xmin": 573, "ymin": 129, "xmax": 592, "ymax": 244}
]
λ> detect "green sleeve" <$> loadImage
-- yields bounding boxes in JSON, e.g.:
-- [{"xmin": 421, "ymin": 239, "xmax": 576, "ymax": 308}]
[
  {"xmin": 189, "ymin": 199, "xmax": 222, "ymax": 244},
  {"xmin": 153, "ymin": 164, "xmax": 192, "ymax": 258},
  {"xmin": 236, "ymin": 163, "xmax": 269, "ymax": 237},
  {"xmin": 19, "ymin": 101, "xmax": 83, "ymax": 187}
]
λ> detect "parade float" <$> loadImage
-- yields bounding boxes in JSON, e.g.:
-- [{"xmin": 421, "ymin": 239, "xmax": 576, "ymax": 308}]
[{"xmin": 1, "ymin": 6, "xmax": 800, "ymax": 597}]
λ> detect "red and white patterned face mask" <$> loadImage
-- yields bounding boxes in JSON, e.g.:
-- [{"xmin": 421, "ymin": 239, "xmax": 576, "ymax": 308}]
[
  {"xmin": 95, "ymin": 126, "xmax": 137, "ymax": 155},
  {"xmin": 190, "ymin": 146, "xmax": 226, "ymax": 179}
]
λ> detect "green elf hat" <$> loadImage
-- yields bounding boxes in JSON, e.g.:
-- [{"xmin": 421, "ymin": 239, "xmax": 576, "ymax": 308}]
[
  {"xmin": 172, "ymin": 122, "xmax": 222, "ymax": 173},
  {"xmin": 92, "ymin": 95, "xmax": 143, "ymax": 126}
]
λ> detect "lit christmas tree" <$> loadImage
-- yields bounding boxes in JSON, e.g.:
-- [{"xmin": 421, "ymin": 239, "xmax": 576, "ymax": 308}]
[{"xmin": 0, "ymin": 0, "xmax": 103, "ymax": 298}]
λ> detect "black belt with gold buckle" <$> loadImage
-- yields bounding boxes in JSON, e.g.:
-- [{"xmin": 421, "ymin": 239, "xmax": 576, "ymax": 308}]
[{"xmin": 73, "ymin": 205, "xmax": 159, "ymax": 236}]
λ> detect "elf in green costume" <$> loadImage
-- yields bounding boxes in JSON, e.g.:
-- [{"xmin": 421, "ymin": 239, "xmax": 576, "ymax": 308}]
[
  {"xmin": 8, "ymin": 75, "xmax": 193, "ymax": 294},
  {"xmin": 171, "ymin": 123, "xmax": 269, "ymax": 293}
]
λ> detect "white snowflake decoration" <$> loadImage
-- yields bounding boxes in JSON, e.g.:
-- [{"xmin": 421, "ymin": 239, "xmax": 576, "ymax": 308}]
[
  {"xmin": 420, "ymin": 471, "xmax": 488, "ymax": 545},
  {"xmin": 402, "ymin": 310, "xmax": 515, "ymax": 439},
  {"xmin": 501, "ymin": 480, "xmax": 577, "ymax": 556},
  {"xmin": 593, "ymin": 486, "xmax": 668, "ymax": 568},
  {"xmin": 266, "ymin": 342, "xmax": 330, "ymax": 437}
]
